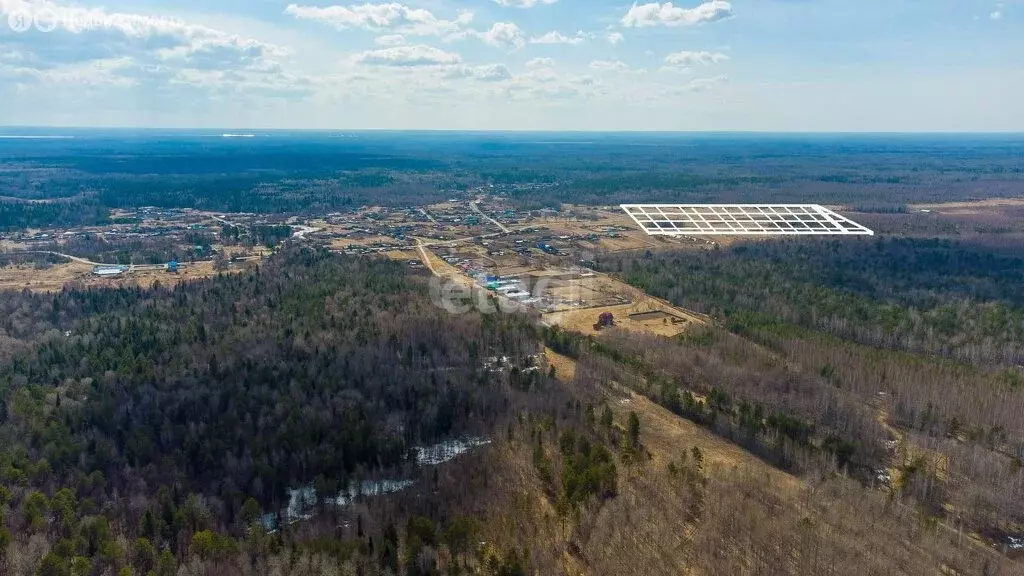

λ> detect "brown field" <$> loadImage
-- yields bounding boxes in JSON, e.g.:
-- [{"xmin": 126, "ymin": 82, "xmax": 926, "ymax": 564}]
[
  {"xmin": 543, "ymin": 347, "xmax": 577, "ymax": 383},
  {"xmin": 383, "ymin": 249, "xmax": 418, "ymax": 261},
  {"xmin": 911, "ymin": 198, "xmax": 1024, "ymax": 213},
  {"xmin": 0, "ymin": 258, "xmax": 260, "ymax": 293},
  {"xmin": 329, "ymin": 235, "xmax": 404, "ymax": 249},
  {"xmin": 0, "ymin": 261, "xmax": 94, "ymax": 291},
  {"xmin": 609, "ymin": 384, "xmax": 801, "ymax": 489},
  {"xmin": 542, "ymin": 269, "xmax": 707, "ymax": 336},
  {"xmin": 852, "ymin": 197, "xmax": 1024, "ymax": 238},
  {"xmin": 544, "ymin": 302, "xmax": 702, "ymax": 337}
]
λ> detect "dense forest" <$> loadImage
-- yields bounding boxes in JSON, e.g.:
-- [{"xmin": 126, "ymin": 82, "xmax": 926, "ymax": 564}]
[
  {"xmin": 605, "ymin": 237, "xmax": 1024, "ymax": 365},
  {"xmin": 0, "ymin": 247, "xmax": 573, "ymax": 574},
  {"xmin": 0, "ymin": 199, "xmax": 110, "ymax": 232},
  {"xmin": 1, "ymin": 133, "xmax": 1022, "ymax": 224}
]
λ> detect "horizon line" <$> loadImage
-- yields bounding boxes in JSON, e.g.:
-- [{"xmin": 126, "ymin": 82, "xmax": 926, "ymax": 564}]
[{"xmin": 1, "ymin": 126, "xmax": 1023, "ymax": 136}]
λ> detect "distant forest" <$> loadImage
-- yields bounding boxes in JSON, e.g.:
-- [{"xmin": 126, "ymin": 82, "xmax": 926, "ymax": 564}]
[{"xmin": 1, "ymin": 133, "xmax": 1023, "ymax": 227}]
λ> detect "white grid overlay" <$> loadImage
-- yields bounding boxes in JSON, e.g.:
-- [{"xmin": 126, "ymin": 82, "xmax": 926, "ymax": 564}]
[{"xmin": 620, "ymin": 204, "xmax": 874, "ymax": 236}]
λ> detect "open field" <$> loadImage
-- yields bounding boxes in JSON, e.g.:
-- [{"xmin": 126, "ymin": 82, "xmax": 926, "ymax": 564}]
[
  {"xmin": 0, "ymin": 255, "xmax": 260, "ymax": 292},
  {"xmin": 544, "ymin": 303, "xmax": 698, "ymax": 337},
  {"xmin": 543, "ymin": 347, "xmax": 578, "ymax": 383},
  {"xmin": 542, "ymin": 269, "xmax": 708, "ymax": 336},
  {"xmin": 911, "ymin": 198, "xmax": 1024, "ymax": 212},
  {"xmin": 608, "ymin": 384, "xmax": 802, "ymax": 491},
  {"xmin": 848, "ymin": 198, "xmax": 1024, "ymax": 239},
  {"xmin": 0, "ymin": 261, "xmax": 93, "ymax": 291}
]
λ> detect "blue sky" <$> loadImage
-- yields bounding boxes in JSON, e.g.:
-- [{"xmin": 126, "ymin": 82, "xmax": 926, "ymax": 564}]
[{"xmin": 0, "ymin": 0, "xmax": 1019, "ymax": 130}]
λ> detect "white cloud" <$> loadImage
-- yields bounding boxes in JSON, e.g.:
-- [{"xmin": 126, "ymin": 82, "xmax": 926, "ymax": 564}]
[
  {"xmin": 607, "ymin": 32, "xmax": 625, "ymax": 46},
  {"xmin": 491, "ymin": 64, "xmax": 609, "ymax": 103},
  {"xmin": 589, "ymin": 60, "xmax": 629, "ymax": 71},
  {"xmin": 504, "ymin": 78, "xmax": 581, "ymax": 101},
  {"xmin": 493, "ymin": 0, "xmax": 557, "ymax": 7},
  {"xmin": 529, "ymin": 30, "xmax": 592, "ymax": 45},
  {"xmin": 0, "ymin": 0, "xmax": 286, "ymax": 67},
  {"xmin": 663, "ymin": 50, "xmax": 729, "ymax": 67},
  {"xmin": 374, "ymin": 34, "xmax": 407, "ymax": 46},
  {"xmin": 285, "ymin": 3, "xmax": 473, "ymax": 36},
  {"xmin": 0, "ymin": 0, "xmax": 301, "ymax": 96},
  {"xmin": 525, "ymin": 57, "xmax": 555, "ymax": 69},
  {"xmin": 665, "ymin": 74, "xmax": 728, "ymax": 94},
  {"xmin": 474, "ymin": 63, "xmax": 513, "ymax": 81},
  {"xmin": 352, "ymin": 44, "xmax": 461, "ymax": 66},
  {"xmin": 447, "ymin": 22, "xmax": 525, "ymax": 50},
  {"xmin": 622, "ymin": 1, "xmax": 732, "ymax": 28},
  {"xmin": 990, "ymin": 10, "xmax": 1002, "ymax": 20},
  {"xmin": 445, "ymin": 63, "xmax": 512, "ymax": 81}
]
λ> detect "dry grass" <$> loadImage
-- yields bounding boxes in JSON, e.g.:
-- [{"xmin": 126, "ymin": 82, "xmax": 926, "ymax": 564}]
[
  {"xmin": 544, "ymin": 300, "xmax": 704, "ymax": 338},
  {"xmin": 609, "ymin": 386, "xmax": 802, "ymax": 491},
  {"xmin": 0, "ymin": 261, "xmax": 93, "ymax": 291},
  {"xmin": 544, "ymin": 347, "xmax": 578, "ymax": 383},
  {"xmin": 911, "ymin": 198, "xmax": 1024, "ymax": 213},
  {"xmin": 541, "ymin": 266, "xmax": 706, "ymax": 336},
  {"xmin": 328, "ymin": 235, "xmax": 401, "ymax": 249},
  {"xmin": 0, "ymin": 259, "xmax": 259, "ymax": 293},
  {"xmin": 383, "ymin": 249, "xmax": 418, "ymax": 261}
]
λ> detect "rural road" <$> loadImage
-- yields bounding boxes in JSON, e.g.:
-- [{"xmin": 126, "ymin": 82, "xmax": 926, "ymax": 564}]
[
  {"xmin": 18, "ymin": 250, "xmax": 107, "ymax": 266},
  {"xmin": 470, "ymin": 199, "xmax": 510, "ymax": 234},
  {"xmin": 291, "ymin": 225, "xmax": 320, "ymax": 239},
  {"xmin": 418, "ymin": 208, "xmax": 438, "ymax": 225},
  {"xmin": 414, "ymin": 239, "xmax": 437, "ymax": 275}
]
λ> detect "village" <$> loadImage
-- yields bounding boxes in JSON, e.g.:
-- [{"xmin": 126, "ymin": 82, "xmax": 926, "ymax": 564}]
[{"xmin": 0, "ymin": 194, "xmax": 711, "ymax": 336}]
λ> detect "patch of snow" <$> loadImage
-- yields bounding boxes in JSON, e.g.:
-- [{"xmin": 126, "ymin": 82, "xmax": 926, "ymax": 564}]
[
  {"xmin": 416, "ymin": 437, "xmax": 491, "ymax": 466},
  {"xmin": 264, "ymin": 478, "xmax": 416, "ymax": 532},
  {"xmin": 262, "ymin": 437, "xmax": 491, "ymax": 531}
]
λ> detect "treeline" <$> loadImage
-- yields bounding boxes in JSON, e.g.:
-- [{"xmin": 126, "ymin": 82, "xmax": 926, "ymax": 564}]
[
  {"xmin": 598, "ymin": 239, "xmax": 1024, "ymax": 534},
  {"xmin": 545, "ymin": 325, "xmax": 884, "ymax": 478},
  {"xmin": 603, "ymin": 237, "xmax": 1024, "ymax": 365},
  {"xmin": 0, "ymin": 247, "xmax": 552, "ymax": 574},
  {"xmin": 220, "ymin": 224, "xmax": 292, "ymax": 248},
  {"xmin": 39, "ymin": 232, "xmax": 216, "ymax": 265},
  {"xmin": 3, "ymin": 135, "xmax": 1024, "ymax": 224},
  {"xmin": 0, "ymin": 252, "xmax": 70, "ymax": 267},
  {"xmin": 0, "ymin": 198, "xmax": 109, "ymax": 231},
  {"xmin": 505, "ymin": 332, "xmax": 1016, "ymax": 575},
  {"xmin": 550, "ymin": 320, "xmax": 1024, "ymax": 539}
]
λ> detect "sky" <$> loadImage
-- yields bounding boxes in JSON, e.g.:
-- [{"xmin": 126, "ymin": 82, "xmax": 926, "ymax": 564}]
[{"xmin": 0, "ymin": 0, "xmax": 1020, "ymax": 131}]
